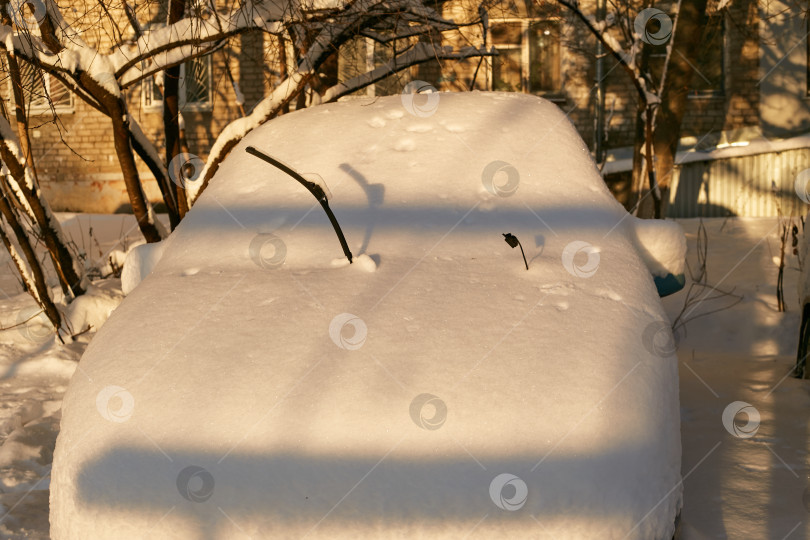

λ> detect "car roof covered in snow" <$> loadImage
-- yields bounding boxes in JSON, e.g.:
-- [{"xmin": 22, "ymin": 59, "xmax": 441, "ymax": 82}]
[{"xmin": 52, "ymin": 92, "xmax": 681, "ymax": 540}]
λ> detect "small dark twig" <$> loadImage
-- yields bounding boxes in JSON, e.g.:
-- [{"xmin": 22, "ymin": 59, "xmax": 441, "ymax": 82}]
[
  {"xmin": 0, "ymin": 310, "xmax": 45, "ymax": 331},
  {"xmin": 71, "ymin": 324, "xmax": 93, "ymax": 338},
  {"xmin": 671, "ymin": 220, "xmax": 743, "ymax": 335}
]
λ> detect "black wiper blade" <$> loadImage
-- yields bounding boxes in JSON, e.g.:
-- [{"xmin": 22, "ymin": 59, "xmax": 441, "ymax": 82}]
[
  {"xmin": 246, "ymin": 146, "xmax": 353, "ymax": 264},
  {"xmin": 502, "ymin": 232, "xmax": 528, "ymax": 270}
]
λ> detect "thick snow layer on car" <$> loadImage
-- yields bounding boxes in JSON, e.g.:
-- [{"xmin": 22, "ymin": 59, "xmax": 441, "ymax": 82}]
[
  {"xmin": 121, "ymin": 240, "xmax": 168, "ymax": 295},
  {"xmin": 630, "ymin": 219, "xmax": 687, "ymax": 278},
  {"xmin": 52, "ymin": 92, "xmax": 681, "ymax": 539}
]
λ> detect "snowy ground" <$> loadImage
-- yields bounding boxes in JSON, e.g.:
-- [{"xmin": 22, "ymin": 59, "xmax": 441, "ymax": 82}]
[
  {"xmin": 0, "ymin": 214, "xmax": 808, "ymax": 539},
  {"xmin": 662, "ymin": 218, "xmax": 810, "ymax": 540},
  {"xmin": 0, "ymin": 214, "xmax": 146, "ymax": 539}
]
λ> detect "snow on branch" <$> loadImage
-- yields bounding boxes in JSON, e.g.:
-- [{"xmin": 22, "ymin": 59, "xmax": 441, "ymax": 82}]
[
  {"xmin": 118, "ymin": 40, "xmax": 224, "ymax": 89},
  {"xmin": 0, "ymin": 228, "xmax": 39, "ymax": 301},
  {"xmin": 3, "ymin": 1, "xmax": 279, "ymax": 92},
  {"xmin": 111, "ymin": 8, "xmax": 279, "ymax": 79},
  {"xmin": 297, "ymin": 0, "xmax": 407, "ymax": 69},
  {"xmin": 43, "ymin": 0, "xmax": 91, "ymax": 50},
  {"xmin": 186, "ymin": 0, "xmax": 488, "ymax": 203},
  {"xmin": 0, "ymin": 115, "xmax": 36, "ymax": 218},
  {"xmin": 4, "ymin": 0, "xmax": 491, "ymax": 213},
  {"xmin": 7, "ymin": 0, "xmax": 457, "ymax": 98},
  {"xmin": 189, "ymin": 71, "xmax": 310, "ymax": 203},
  {"xmin": 0, "ymin": 27, "xmax": 120, "ymax": 97},
  {"xmin": 323, "ymin": 44, "xmax": 494, "ymax": 102},
  {"xmin": 361, "ymin": 21, "xmax": 458, "ymax": 43}
]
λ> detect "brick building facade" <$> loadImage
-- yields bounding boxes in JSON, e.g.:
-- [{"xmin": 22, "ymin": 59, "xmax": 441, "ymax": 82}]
[{"xmin": 8, "ymin": 0, "xmax": 784, "ymax": 212}]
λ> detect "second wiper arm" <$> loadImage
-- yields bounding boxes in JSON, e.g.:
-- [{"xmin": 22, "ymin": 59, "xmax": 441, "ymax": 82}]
[{"xmin": 246, "ymin": 146, "xmax": 353, "ymax": 264}]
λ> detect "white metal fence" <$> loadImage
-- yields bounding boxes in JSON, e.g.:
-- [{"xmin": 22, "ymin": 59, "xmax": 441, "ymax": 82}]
[{"xmin": 669, "ymin": 147, "xmax": 810, "ymax": 217}]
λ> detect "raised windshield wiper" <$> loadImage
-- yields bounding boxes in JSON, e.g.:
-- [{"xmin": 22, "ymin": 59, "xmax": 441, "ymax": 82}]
[
  {"xmin": 503, "ymin": 232, "xmax": 528, "ymax": 270},
  {"xmin": 246, "ymin": 146, "xmax": 353, "ymax": 264}
]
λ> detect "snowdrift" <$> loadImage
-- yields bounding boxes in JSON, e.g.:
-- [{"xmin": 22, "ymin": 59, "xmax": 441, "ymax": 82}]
[{"xmin": 52, "ymin": 92, "xmax": 682, "ymax": 539}]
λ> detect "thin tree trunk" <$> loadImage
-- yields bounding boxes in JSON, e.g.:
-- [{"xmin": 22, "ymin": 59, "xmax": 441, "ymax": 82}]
[
  {"xmin": 0, "ymin": 185, "xmax": 62, "ymax": 334},
  {"xmin": 0, "ymin": 4, "xmax": 84, "ymax": 296},
  {"xmin": 139, "ymin": 120, "xmax": 180, "ymax": 229},
  {"xmin": 109, "ymin": 99, "xmax": 163, "ymax": 243},
  {"xmin": 0, "ymin": 127, "xmax": 85, "ymax": 296},
  {"xmin": 278, "ymin": 35, "xmax": 291, "ymax": 115},
  {"xmin": 164, "ymin": 0, "xmax": 187, "ymax": 222},
  {"xmin": 631, "ymin": 24, "xmax": 654, "ymax": 219},
  {"xmin": 34, "ymin": 11, "xmax": 163, "ymax": 243},
  {"xmin": 646, "ymin": 105, "xmax": 661, "ymax": 218},
  {"xmin": 130, "ymin": 127, "xmax": 174, "ymax": 208},
  {"xmin": 123, "ymin": 0, "xmax": 179, "ymax": 226},
  {"xmin": 653, "ymin": 0, "xmax": 711, "ymax": 218},
  {"xmin": 631, "ymin": 102, "xmax": 649, "ymax": 216},
  {"xmin": 0, "ymin": 220, "xmax": 29, "ymax": 293}
]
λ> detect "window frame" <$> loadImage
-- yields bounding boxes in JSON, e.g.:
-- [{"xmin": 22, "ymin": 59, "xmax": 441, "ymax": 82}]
[
  {"xmin": 488, "ymin": 17, "xmax": 562, "ymax": 97},
  {"xmin": 8, "ymin": 61, "xmax": 74, "ymax": 115},
  {"xmin": 646, "ymin": 10, "xmax": 725, "ymax": 101},
  {"xmin": 142, "ymin": 55, "xmax": 214, "ymax": 112},
  {"xmin": 687, "ymin": 11, "xmax": 726, "ymax": 99},
  {"xmin": 363, "ymin": 37, "xmax": 379, "ymax": 97},
  {"xmin": 337, "ymin": 36, "xmax": 417, "ymax": 99}
]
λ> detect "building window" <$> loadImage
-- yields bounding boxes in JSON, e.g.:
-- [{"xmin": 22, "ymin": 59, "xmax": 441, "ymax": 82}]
[
  {"xmin": 688, "ymin": 13, "xmax": 724, "ymax": 97},
  {"xmin": 647, "ymin": 11, "xmax": 723, "ymax": 99},
  {"xmin": 143, "ymin": 55, "xmax": 213, "ymax": 110},
  {"xmin": 11, "ymin": 60, "xmax": 73, "ymax": 114},
  {"xmin": 337, "ymin": 36, "xmax": 414, "ymax": 98},
  {"xmin": 490, "ymin": 19, "xmax": 561, "ymax": 95}
]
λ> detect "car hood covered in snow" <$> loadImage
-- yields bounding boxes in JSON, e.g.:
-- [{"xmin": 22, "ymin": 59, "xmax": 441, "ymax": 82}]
[{"xmin": 52, "ymin": 92, "xmax": 682, "ymax": 539}]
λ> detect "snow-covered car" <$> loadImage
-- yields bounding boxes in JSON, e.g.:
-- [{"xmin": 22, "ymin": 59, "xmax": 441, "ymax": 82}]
[{"xmin": 51, "ymin": 92, "xmax": 686, "ymax": 539}]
